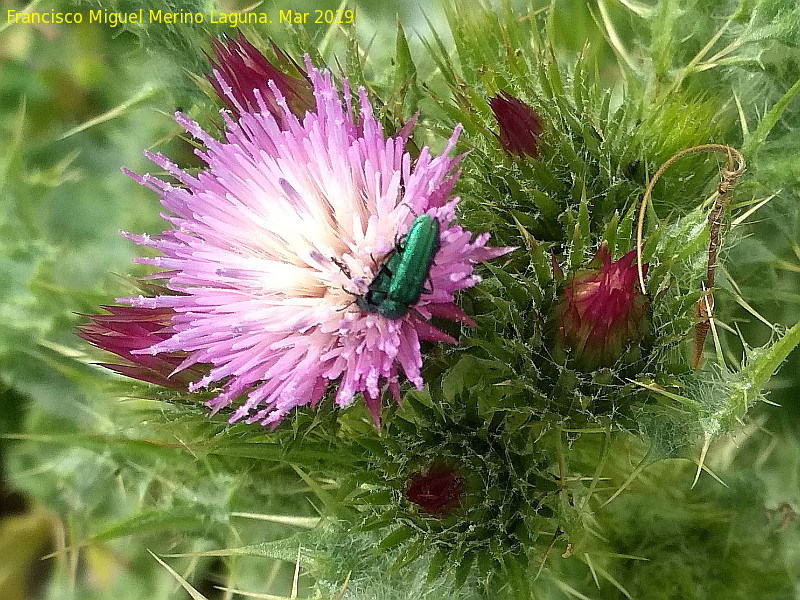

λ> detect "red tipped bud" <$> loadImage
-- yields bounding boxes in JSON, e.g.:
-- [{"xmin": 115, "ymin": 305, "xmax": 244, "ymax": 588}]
[
  {"xmin": 556, "ymin": 244, "xmax": 649, "ymax": 370},
  {"xmin": 78, "ymin": 305, "xmax": 199, "ymax": 388},
  {"xmin": 488, "ymin": 92, "xmax": 543, "ymax": 158},
  {"xmin": 206, "ymin": 32, "xmax": 315, "ymax": 124}
]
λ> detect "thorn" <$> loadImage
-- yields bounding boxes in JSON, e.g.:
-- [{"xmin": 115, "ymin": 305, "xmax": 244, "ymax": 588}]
[
  {"xmin": 692, "ymin": 436, "xmax": 712, "ymax": 489},
  {"xmin": 291, "ymin": 544, "xmax": 301, "ymax": 598},
  {"xmin": 333, "ymin": 572, "xmax": 351, "ymax": 600}
]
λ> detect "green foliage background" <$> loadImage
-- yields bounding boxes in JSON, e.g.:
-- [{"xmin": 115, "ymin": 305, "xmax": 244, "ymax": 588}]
[{"xmin": 1, "ymin": 0, "xmax": 800, "ymax": 599}]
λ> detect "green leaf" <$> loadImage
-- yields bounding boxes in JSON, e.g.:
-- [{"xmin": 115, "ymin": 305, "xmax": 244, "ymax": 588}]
[
  {"xmin": 743, "ymin": 76, "xmax": 800, "ymax": 158},
  {"xmin": 168, "ymin": 538, "xmax": 307, "ymax": 563},
  {"xmin": 426, "ymin": 547, "xmax": 449, "ymax": 584},
  {"xmin": 90, "ymin": 508, "xmax": 208, "ymax": 543},
  {"xmin": 390, "ymin": 538, "xmax": 426, "ymax": 571},
  {"xmin": 454, "ymin": 549, "xmax": 475, "ymax": 589},
  {"xmin": 375, "ymin": 525, "xmax": 414, "ymax": 553},
  {"xmin": 394, "ymin": 18, "xmax": 417, "ymax": 91}
]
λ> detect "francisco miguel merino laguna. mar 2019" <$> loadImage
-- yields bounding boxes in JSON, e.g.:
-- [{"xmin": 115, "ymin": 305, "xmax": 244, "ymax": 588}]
[{"xmin": 6, "ymin": 8, "xmax": 354, "ymax": 27}]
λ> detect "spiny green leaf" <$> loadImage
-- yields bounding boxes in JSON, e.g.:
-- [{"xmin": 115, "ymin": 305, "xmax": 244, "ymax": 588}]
[
  {"xmin": 743, "ymin": 76, "xmax": 800, "ymax": 158},
  {"xmin": 90, "ymin": 507, "xmax": 208, "ymax": 543},
  {"xmin": 375, "ymin": 525, "xmax": 414, "ymax": 553}
]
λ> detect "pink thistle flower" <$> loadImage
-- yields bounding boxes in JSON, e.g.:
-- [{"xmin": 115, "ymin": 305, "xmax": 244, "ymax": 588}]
[
  {"xmin": 206, "ymin": 32, "xmax": 315, "ymax": 123},
  {"xmin": 556, "ymin": 243, "xmax": 649, "ymax": 370},
  {"xmin": 488, "ymin": 92, "xmax": 543, "ymax": 158},
  {"xmin": 120, "ymin": 60, "xmax": 511, "ymax": 428},
  {"xmin": 405, "ymin": 465, "xmax": 463, "ymax": 516}
]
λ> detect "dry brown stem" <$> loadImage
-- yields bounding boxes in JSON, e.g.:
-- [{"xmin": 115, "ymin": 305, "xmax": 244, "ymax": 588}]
[{"xmin": 634, "ymin": 144, "xmax": 745, "ymax": 369}]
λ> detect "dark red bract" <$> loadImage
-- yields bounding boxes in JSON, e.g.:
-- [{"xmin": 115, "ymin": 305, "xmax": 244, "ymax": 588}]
[
  {"xmin": 206, "ymin": 32, "xmax": 315, "ymax": 124},
  {"xmin": 78, "ymin": 305, "xmax": 198, "ymax": 388}
]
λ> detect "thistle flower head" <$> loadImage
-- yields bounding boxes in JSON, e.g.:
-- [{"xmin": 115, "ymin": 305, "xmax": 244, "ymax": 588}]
[
  {"xmin": 556, "ymin": 243, "xmax": 649, "ymax": 370},
  {"xmin": 404, "ymin": 464, "xmax": 463, "ymax": 516},
  {"xmin": 206, "ymin": 32, "xmax": 315, "ymax": 122},
  {"xmin": 488, "ymin": 91, "xmax": 543, "ymax": 158},
  {"xmin": 119, "ymin": 57, "xmax": 510, "ymax": 428}
]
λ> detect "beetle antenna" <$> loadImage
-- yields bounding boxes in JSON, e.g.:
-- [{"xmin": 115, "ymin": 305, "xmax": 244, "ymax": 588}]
[{"xmin": 331, "ymin": 256, "xmax": 351, "ymax": 278}]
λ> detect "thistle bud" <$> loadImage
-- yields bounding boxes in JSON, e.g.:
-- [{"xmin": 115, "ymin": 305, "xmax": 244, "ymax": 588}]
[
  {"xmin": 78, "ymin": 306, "xmax": 198, "ymax": 388},
  {"xmin": 206, "ymin": 32, "xmax": 315, "ymax": 123},
  {"xmin": 404, "ymin": 465, "xmax": 463, "ymax": 516},
  {"xmin": 556, "ymin": 244, "xmax": 649, "ymax": 370},
  {"xmin": 488, "ymin": 91, "xmax": 543, "ymax": 158}
]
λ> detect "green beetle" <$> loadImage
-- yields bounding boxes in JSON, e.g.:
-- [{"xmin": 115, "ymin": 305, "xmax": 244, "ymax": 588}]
[{"xmin": 356, "ymin": 214, "xmax": 440, "ymax": 319}]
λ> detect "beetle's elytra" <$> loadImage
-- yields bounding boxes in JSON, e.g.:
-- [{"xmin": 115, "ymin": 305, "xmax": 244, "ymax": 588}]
[{"xmin": 356, "ymin": 214, "xmax": 440, "ymax": 319}]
